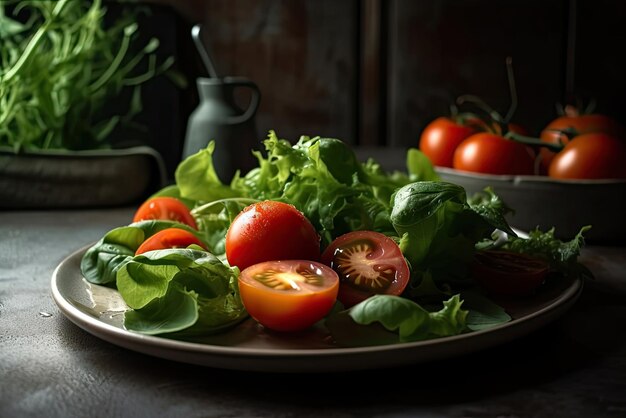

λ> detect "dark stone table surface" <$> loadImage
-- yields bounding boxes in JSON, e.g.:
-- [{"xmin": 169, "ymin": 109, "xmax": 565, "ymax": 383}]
[{"xmin": 2, "ymin": 207, "xmax": 625, "ymax": 418}]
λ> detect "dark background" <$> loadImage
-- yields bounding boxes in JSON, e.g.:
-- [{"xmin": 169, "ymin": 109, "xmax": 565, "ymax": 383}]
[{"xmin": 120, "ymin": 0, "xmax": 626, "ymax": 179}]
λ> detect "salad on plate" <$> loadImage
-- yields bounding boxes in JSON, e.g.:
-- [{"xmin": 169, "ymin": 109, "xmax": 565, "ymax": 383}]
[{"xmin": 80, "ymin": 131, "xmax": 592, "ymax": 347}]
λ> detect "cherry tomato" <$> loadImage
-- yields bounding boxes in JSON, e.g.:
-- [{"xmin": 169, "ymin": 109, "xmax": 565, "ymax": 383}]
[
  {"xmin": 238, "ymin": 260, "xmax": 339, "ymax": 332},
  {"xmin": 135, "ymin": 228, "xmax": 207, "ymax": 255},
  {"xmin": 539, "ymin": 113, "xmax": 626, "ymax": 173},
  {"xmin": 470, "ymin": 250, "xmax": 550, "ymax": 297},
  {"xmin": 548, "ymin": 133, "xmax": 626, "ymax": 180},
  {"xmin": 225, "ymin": 201, "xmax": 321, "ymax": 270},
  {"xmin": 452, "ymin": 133, "xmax": 535, "ymax": 175},
  {"xmin": 133, "ymin": 197, "xmax": 197, "ymax": 229},
  {"xmin": 419, "ymin": 116, "xmax": 480, "ymax": 168},
  {"xmin": 321, "ymin": 230, "xmax": 410, "ymax": 308},
  {"xmin": 453, "ymin": 132, "xmax": 535, "ymax": 175}
]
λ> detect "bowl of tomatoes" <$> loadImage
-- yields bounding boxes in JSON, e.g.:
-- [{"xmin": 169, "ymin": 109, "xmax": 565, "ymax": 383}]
[{"xmin": 419, "ymin": 110, "xmax": 626, "ymax": 244}]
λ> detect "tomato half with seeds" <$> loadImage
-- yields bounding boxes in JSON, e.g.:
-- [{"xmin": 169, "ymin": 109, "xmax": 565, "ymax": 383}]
[
  {"xmin": 133, "ymin": 196, "xmax": 197, "ymax": 229},
  {"xmin": 470, "ymin": 250, "xmax": 550, "ymax": 297},
  {"xmin": 135, "ymin": 228, "xmax": 207, "ymax": 255},
  {"xmin": 238, "ymin": 260, "xmax": 339, "ymax": 332},
  {"xmin": 321, "ymin": 231, "xmax": 410, "ymax": 308}
]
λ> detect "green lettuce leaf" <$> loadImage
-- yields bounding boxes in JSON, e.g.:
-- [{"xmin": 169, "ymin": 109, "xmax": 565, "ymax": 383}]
[
  {"xmin": 495, "ymin": 226, "xmax": 594, "ymax": 280},
  {"xmin": 175, "ymin": 141, "xmax": 241, "ymax": 202}
]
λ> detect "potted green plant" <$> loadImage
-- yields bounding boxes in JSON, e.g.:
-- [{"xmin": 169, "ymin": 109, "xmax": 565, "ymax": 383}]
[{"xmin": 0, "ymin": 0, "xmax": 182, "ymax": 208}]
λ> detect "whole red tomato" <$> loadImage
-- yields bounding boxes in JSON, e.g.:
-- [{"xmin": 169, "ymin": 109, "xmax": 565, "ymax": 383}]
[
  {"xmin": 548, "ymin": 133, "xmax": 626, "ymax": 179},
  {"xmin": 419, "ymin": 116, "xmax": 481, "ymax": 168},
  {"xmin": 539, "ymin": 113, "xmax": 626, "ymax": 173},
  {"xmin": 225, "ymin": 200, "xmax": 321, "ymax": 270},
  {"xmin": 135, "ymin": 228, "xmax": 207, "ymax": 255},
  {"xmin": 452, "ymin": 133, "xmax": 535, "ymax": 175},
  {"xmin": 133, "ymin": 196, "xmax": 197, "ymax": 229}
]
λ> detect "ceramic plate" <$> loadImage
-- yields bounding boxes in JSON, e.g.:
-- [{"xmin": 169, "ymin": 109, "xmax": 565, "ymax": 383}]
[{"xmin": 51, "ymin": 245, "xmax": 583, "ymax": 373}]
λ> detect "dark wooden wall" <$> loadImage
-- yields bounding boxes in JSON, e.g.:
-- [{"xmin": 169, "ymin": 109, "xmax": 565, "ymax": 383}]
[{"xmin": 134, "ymin": 0, "xmax": 626, "ymax": 177}]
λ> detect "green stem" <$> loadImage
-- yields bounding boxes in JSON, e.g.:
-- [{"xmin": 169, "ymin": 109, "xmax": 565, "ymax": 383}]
[
  {"xmin": 89, "ymin": 20, "xmax": 134, "ymax": 94},
  {"xmin": 503, "ymin": 56, "xmax": 517, "ymax": 123},
  {"xmin": 1, "ymin": 0, "xmax": 70, "ymax": 82},
  {"xmin": 506, "ymin": 132, "xmax": 563, "ymax": 152}
]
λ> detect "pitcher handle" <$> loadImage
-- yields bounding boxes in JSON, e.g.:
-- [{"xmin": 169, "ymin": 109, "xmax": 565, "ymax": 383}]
[{"xmin": 223, "ymin": 77, "xmax": 261, "ymax": 124}]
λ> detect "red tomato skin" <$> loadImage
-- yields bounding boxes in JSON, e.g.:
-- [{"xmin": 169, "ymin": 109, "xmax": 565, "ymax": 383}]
[
  {"xmin": 452, "ymin": 133, "xmax": 535, "ymax": 175},
  {"xmin": 539, "ymin": 114, "xmax": 626, "ymax": 173},
  {"xmin": 225, "ymin": 201, "xmax": 321, "ymax": 270},
  {"xmin": 321, "ymin": 230, "xmax": 410, "ymax": 308},
  {"xmin": 135, "ymin": 228, "xmax": 207, "ymax": 255},
  {"xmin": 471, "ymin": 250, "xmax": 550, "ymax": 297},
  {"xmin": 419, "ymin": 117, "xmax": 478, "ymax": 168},
  {"xmin": 133, "ymin": 197, "xmax": 197, "ymax": 229},
  {"xmin": 238, "ymin": 260, "xmax": 339, "ymax": 332},
  {"xmin": 548, "ymin": 133, "xmax": 626, "ymax": 180}
]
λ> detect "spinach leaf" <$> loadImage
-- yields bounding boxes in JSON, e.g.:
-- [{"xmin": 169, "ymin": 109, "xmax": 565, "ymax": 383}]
[
  {"xmin": 327, "ymin": 294, "xmax": 468, "ymax": 346},
  {"xmin": 118, "ymin": 248, "xmax": 246, "ymax": 335},
  {"xmin": 315, "ymin": 136, "xmax": 364, "ymax": 184},
  {"xmin": 80, "ymin": 220, "xmax": 203, "ymax": 285},
  {"xmin": 468, "ymin": 187, "xmax": 516, "ymax": 236},
  {"xmin": 124, "ymin": 282, "xmax": 199, "ymax": 335},
  {"xmin": 461, "ymin": 290, "xmax": 511, "ymax": 331},
  {"xmin": 391, "ymin": 181, "xmax": 469, "ymax": 268}
]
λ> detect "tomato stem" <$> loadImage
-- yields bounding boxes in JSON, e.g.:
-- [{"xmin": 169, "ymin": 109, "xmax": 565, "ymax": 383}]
[
  {"xmin": 456, "ymin": 94, "xmax": 506, "ymax": 134},
  {"xmin": 456, "ymin": 57, "xmax": 519, "ymax": 136},
  {"xmin": 506, "ymin": 132, "xmax": 563, "ymax": 152},
  {"xmin": 503, "ymin": 56, "xmax": 517, "ymax": 124}
]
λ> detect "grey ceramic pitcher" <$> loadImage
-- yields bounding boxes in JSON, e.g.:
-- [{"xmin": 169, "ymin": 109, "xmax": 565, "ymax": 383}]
[{"xmin": 182, "ymin": 76, "xmax": 261, "ymax": 181}]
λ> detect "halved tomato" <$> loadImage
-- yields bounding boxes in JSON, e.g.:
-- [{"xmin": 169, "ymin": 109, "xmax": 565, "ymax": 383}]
[
  {"xmin": 238, "ymin": 260, "xmax": 339, "ymax": 332},
  {"xmin": 321, "ymin": 231, "xmax": 410, "ymax": 308},
  {"xmin": 470, "ymin": 250, "xmax": 550, "ymax": 297},
  {"xmin": 135, "ymin": 228, "xmax": 207, "ymax": 255}
]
